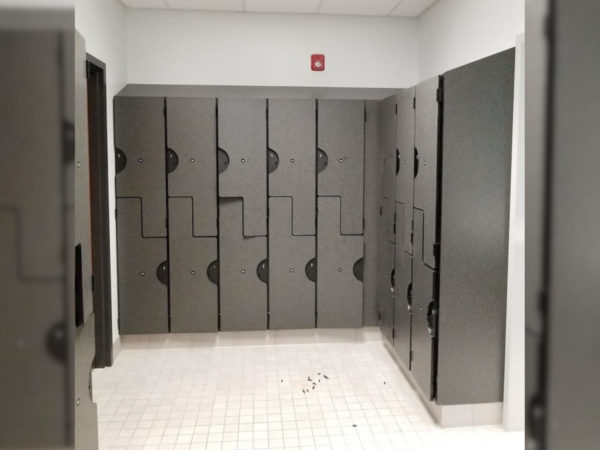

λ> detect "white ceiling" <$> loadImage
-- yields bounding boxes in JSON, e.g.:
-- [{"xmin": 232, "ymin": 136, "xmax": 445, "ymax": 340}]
[{"xmin": 120, "ymin": 0, "xmax": 439, "ymax": 17}]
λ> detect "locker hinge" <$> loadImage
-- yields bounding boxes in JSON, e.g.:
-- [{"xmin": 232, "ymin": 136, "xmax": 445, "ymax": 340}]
[
  {"xmin": 165, "ymin": 218, "xmax": 169, "ymax": 229},
  {"xmin": 91, "ymin": 275, "xmax": 95, "ymax": 292},
  {"xmin": 395, "ymin": 104, "xmax": 398, "ymax": 115},
  {"xmin": 413, "ymin": 97, "xmax": 416, "ymax": 109},
  {"xmin": 392, "ymin": 328, "xmax": 395, "ymax": 339},
  {"xmin": 410, "ymin": 349, "xmax": 413, "ymax": 362},
  {"xmin": 115, "ymin": 208, "xmax": 117, "ymax": 219},
  {"xmin": 163, "ymin": 105, "xmax": 167, "ymax": 117},
  {"xmin": 436, "ymin": 88, "xmax": 443, "ymax": 104},
  {"xmin": 364, "ymin": 109, "xmax": 367, "ymax": 122},
  {"xmin": 377, "ymin": 311, "xmax": 382, "ymax": 321},
  {"xmin": 433, "ymin": 243, "xmax": 440, "ymax": 258}
]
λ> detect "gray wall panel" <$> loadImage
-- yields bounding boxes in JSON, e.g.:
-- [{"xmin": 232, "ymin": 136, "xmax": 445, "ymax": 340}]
[
  {"xmin": 268, "ymin": 197, "xmax": 315, "ymax": 329},
  {"xmin": 219, "ymin": 199, "xmax": 267, "ymax": 331},
  {"xmin": 114, "ymin": 96, "xmax": 167, "ymax": 237},
  {"xmin": 317, "ymin": 99, "xmax": 365, "ymax": 235},
  {"xmin": 116, "ymin": 198, "xmax": 168, "ymax": 334},
  {"xmin": 379, "ymin": 96, "xmax": 397, "ymax": 202},
  {"xmin": 169, "ymin": 197, "xmax": 218, "ymax": 333},
  {"xmin": 413, "ymin": 77, "xmax": 440, "ymax": 269},
  {"xmin": 167, "ymin": 97, "xmax": 217, "ymax": 236},
  {"xmin": 268, "ymin": 99, "xmax": 316, "ymax": 236},
  {"xmin": 437, "ymin": 48, "xmax": 514, "ymax": 405},
  {"xmin": 218, "ymin": 98, "xmax": 267, "ymax": 237},
  {"xmin": 317, "ymin": 196, "xmax": 363, "ymax": 328}
]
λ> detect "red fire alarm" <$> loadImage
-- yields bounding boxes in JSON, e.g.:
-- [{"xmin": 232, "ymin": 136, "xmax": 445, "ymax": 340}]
[{"xmin": 311, "ymin": 54, "xmax": 325, "ymax": 71}]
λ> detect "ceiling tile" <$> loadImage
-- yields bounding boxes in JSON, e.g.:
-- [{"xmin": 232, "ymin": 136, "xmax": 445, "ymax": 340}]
[
  {"xmin": 319, "ymin": 0, "xmax": 399, "ymax": 16},
  {"xmin": 165, "ymin": 0, "xmax": 244, "ymax": 11},
  {"xmin": 390, "ymin": 0, "xmax": 438, "ymax": 17},
  {"xmin": 245, "ymin": 0, "xmax": 321, "ymax": 14},
  {"xmin": 121, "ymin": 0, "xmax": 168, "ymax": 8}
]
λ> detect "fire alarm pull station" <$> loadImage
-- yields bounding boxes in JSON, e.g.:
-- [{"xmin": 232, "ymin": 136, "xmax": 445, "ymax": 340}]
[{"xmin": 311, "ymin": 54, "xmax": 325, "ymax": 71}]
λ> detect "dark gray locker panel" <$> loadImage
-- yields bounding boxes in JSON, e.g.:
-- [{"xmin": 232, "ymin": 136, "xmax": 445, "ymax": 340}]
[
  {"xmin": 268, "ymin": 197, "xmax": 315, "ymax": 329},
  {"xmin": 168, "ymin": 197, "xmax": 218, "ymax": 332},
  {"xmin": 381, "ymin": 197, "xmax": 396, "ymax": 245},
  {"xmin": 167, "ymin": 97, "xmax": 217, "ymax": 236},
  {"xmin": 317, "ymin": 99, "xmax": 365, "ymax": 235},
  {"xmin": 413, "ymin": 77, "xmax": 440, "ymax": 269},
  {"xmin": 379, "ymin": 96, "xmax": 397, "ymax": 202},
  {"xmin": 379, "ymin": 240, "xmax": 395, "ymax": 345},
  {"xmin": 437, "ymin": 48, "xmax": 514, "ymax": 405},
  {"xmin": 218, "ymin": 98, "xmax": 267, "ymax": 237},
  {"xmin": 268, "ymin": 99, "xmax": 316, "ymax": 236},
  {"xmin": 317, "ymin": 196, "xmax": 363, "ymax": 328},
  {"xmin": 411, "ymin": 209, "xmax": 436, "ymax": 401},
  {"xmin": 396, "ymin": 88, "xmax": 416, "ymax": 255},
  {"xmin": 116, "ymin": 198, "xmax": 168, "ymax": 334},
  {"xmin": 393, "ymin": 245, "xmax": 413, "ymax": 369},
  {"xmin": 114, "ymin": 96, "xmax": 167, "ymax": 237},
  {"xmin": 219, "ymin": 199, "xmax": 267, "ymax": 331}
]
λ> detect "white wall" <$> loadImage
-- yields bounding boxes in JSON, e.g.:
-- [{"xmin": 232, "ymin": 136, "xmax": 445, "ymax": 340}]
[
  {"xmin": 417, "ymin": 0, "xmax": 524, "ymax": 81},
  {"xmin": 75, "ymin": 0, "xmax": 127, "ymax": 345},
  {"xmin": 126, "ymin": 9, "xmax": 417, "ymax": 88}
]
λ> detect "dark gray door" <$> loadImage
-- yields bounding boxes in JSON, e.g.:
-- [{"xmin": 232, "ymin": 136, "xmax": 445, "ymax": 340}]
[
  {"xmin": 317, "ymin": 99, "xmax": 365, "ymax": 235},
  {"xmin": 393, "ymin": 242, "xmax": 413, "ymax": 369},
  {"xmin": 168, "ymin": 197, "xmax": 218, "ymax": 333},
  {"xmin": 268, "ymin": 197, "xmax": 315, "ymax": 329},
  {"xmin": 114, "ymin": 96, "xmax": 166, "ymax": 238},
  {"xmin": 116, "ymin": 198, "xmax": 168, "ymax": 334},
  {"xmin": 219, "ymin": 199, "xmax": 267, "ymax": 331},
  {"xmin": 379, "ymin": 240, "xmax": 395, "ymax": 345},
  {"xmin": 167, "ymin": 97, "xmax": 217, "ymax": 236}
]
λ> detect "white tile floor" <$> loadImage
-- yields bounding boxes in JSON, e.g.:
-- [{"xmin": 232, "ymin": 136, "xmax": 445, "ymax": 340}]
[{"xmin": 93, "ymin": 337, "xmax": 524, "ymax": 450}]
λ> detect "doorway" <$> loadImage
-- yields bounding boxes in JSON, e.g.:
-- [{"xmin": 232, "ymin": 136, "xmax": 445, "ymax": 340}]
[{"xmin": 86, "ymin": 54, "xmax": 112, "ymax": 368}]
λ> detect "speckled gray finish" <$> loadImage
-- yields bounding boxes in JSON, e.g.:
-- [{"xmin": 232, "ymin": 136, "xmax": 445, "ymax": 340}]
[
  {"xmin": 268, "ymin": 197, "xmax": 316, "ymax": 329},
  {"xmin": 168, "ymin": 197, "xmax": 218, "ymax": 333},
  {"xmin": 219, "ymin": 199, "xmax": 267, "ymax": 331},
  {"xmin": 413, "ymin": 77, "xmax": 440, "ymax": 270},
  {"xmin": 268, "ymin": 99, "xmax": 316, "ymax": 236},
  {"xmin": 166, "ymin": 97, "xmax": 217, "ymax": 236},
  {"xmin": 362, "ymin": 101, "xmax": 382, "ymax": 326},
  {"xmin": 116, "ymin": 198, "xmax": 168, "ymax": 334},
  {"xmin": 317, "ymin": 196, "xmax": 363, "ymax": 328},
  {"xmin": 437, "ymin": 48, "xmax": 514, "ymax": 405},
  {"xmin": 114, "ymin": 96, "xmax": 167, "ymax": 237},
  {"xmin": 218, "ymin": 98, "xmax": 267, "ymax": 237},
  {"xmin": 317, "ymin": 100, "xmax": 365, "ymax": 235}
]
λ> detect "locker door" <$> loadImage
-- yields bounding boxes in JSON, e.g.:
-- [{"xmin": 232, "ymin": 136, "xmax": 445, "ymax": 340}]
[
  {"xmin": 219, "ymin": 199, "xmax": 267, "ymax": 331},
  {"xmin": 317, "ymin": 196, "xmax": 364, "ymax": 328},
  {"xmin": 169, "ymin": 197, "xmax": 218, "ymax": 333},
  {"xmin": 114, "ymin": 96, "xmax": 166, "ymax": 237},
  {"xmin": 396, "ymin": 87, "xmax": 416, "ymax": 255},
  {"xmin": 116, "ymin": 198, "xmax": 168, "ymax": 334},
  {"xmin": 381, "ymin": 197, "xmax": 396, "ymax": 246},
  {"xmin": 268, "ymin": 197, "xmax": 315, "ymax": 329},
  {"xmin": 218, "ymin": 98, "xmax": 267, "ymax": 237},
  {"xmin": 411, "ymin": 209, "xmax": 437, "ymax": 400},
  {"xmin": 393, "ymin": 241, "xmax": 413, "ymax": 369},
  {"xmin": 317, "ymin": 100, "xmax": 365, "ymax": 235},
  {"xmin": 167, "ymin": 97, "xmax": 217, "ymax": 236},
  {"xmin": 380, "ymin": 95, "xmax": 397, "ymax": 203},
  {"xmin": 379, "ymin": 240, "xmax": 395, "ymax": 345},
  {"xmin": 268, "ymin": 99, "xmax": 316, "ymax": 236},
  {"xmin": 414, "ymin": 78, "xmax": 441, "ymax": 269}
]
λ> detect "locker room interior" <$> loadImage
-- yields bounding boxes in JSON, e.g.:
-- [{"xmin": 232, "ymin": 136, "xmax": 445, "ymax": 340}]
[{"xmin": 73, "ymin": 0, "xmax": 525, "ymax": 448}]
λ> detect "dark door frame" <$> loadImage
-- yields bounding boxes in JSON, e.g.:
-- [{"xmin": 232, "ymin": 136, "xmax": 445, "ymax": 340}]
[{"xmin": 86, "ymin": 53, "xmax": 113, "ymax": 368}]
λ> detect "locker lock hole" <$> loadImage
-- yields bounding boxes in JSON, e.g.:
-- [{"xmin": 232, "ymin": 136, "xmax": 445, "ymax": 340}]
[
  {"xmin": 139, "ymin": 271, "xmax": 145, "ymax": 276},
  {"xmin": 241, "ymin": 158, "xmax": 246, "ymax": 164},
  {"xmin": 339, "ymin": 158, "xmax": 343, "ymax": 163},
  {"xmin": 289, "ymin": 268, "xmax": 295, "ymax": 273},
  {"xmin": 138, "ymin": 158, "xmax": 143, "ymax": 163},
  {"xmin": 290, "ymin": 158, "xmax": 295, "ymax": 164},
  {"xmin": 337, "ymin": 267, "xmax": 342, "ymax": 272},
  {"xmin": 191, "ymin": 270, "xmax": 196, "ymax": 275},
  {"xmin": 190, "ymin": 158, "xmax": 195, "ymax": 163},
  {"xmin": 241, "ymin": 269, "xmax": 246, "ymax": 274}
]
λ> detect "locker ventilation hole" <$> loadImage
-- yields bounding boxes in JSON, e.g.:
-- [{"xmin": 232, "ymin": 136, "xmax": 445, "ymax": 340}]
[
  {"xmin": 257, "ymin": 259, "xmax": 269, "ymax": 284},
  {"xmin": 166, "ymin": 148, "xmax": 179, "ymax": 173},
  {"xmin": 317, "ymin": 149, "xmax": 328, "ymax": 173},
  {"xmin": 156, "ymin": 261, "xmax": 169, "ymax": 285},
  {"xmin": 353, "ymin": 258, "xmax": 364, "ymax": 282},
  {"xmin": 207, "ymin": 260, "xmax": 219, "ymax": 285},
  {"xmin": 218, "ymin": 148, "xmax": 230, "ymax": 174},
  {"xmin": 115, "ymin": 148, "xmax": 127, "ymax": 174},
  {"xmin": 305, "ymin": 258, "xmax": 317, "ymax": 282},
  {"xmin": 268, "ymin": 149, "xmax": 280, "ymax": 174}
]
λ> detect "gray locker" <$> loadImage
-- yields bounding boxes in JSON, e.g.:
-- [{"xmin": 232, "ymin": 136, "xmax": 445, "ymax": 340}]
[
  {"xmin": 114, "ymin": 96, "xmax": 167, "ymax": 237},
  {"xmin": 396, "ymin": 88, "xmax": 416, "ymax": 255},
  {"xmin": 317, "ymin": 196, "xmax": 364, "ymax": 328},
  {"xmin": 379, "ymin": 239, "xmax": 395, "ymax": 345},
  {"xmin": 116, "ymin": 198, "xmax": 168, "ymax": 334},
  {"xmin": 218, "ymin": 98, "xmax": 267, "ymax": 237},
  {"xmin": 379, "ymin": 96, "xmax": 397, "ymax": 202},
  {"xmin": 168, "ymin": 197, "xmax": 218, "ymax": 333},
  {"xmin": 317, "ymin": 100, "xmax": 365, "ymax": 235},
  {"xmin": 219, "ymin": 199, "xmax": 267, "ymax": 331},
  {"xmin": 381, "ymin": 197, "xmax": 396, "ymax": 245},
  {"xmin": 268, "ymin": 197, "xmax": 315, "ymax": 329},
  {"xmin": 411, "ymin": 209, "xmax": 437, "ymax": 400},
  {"xmin": 268, "ymin": 99, "xmax": 316, "ymax": 236},
  {"xmin": 393, "ymin": 245, "xmax": 413, "ymax": 369},
  {"xmin": 413, "ymin": 77, "xmax": 441, "ymax": 269},
  {"xmin": 167, "ymin": 97, "xmax": 217, "ymax": 236}
]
